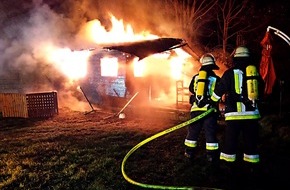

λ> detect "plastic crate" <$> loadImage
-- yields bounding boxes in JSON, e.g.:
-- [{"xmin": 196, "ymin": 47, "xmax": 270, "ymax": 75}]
[{"xmin": 26, "ymin": 92, "xmax": 58, "ymax": 118}]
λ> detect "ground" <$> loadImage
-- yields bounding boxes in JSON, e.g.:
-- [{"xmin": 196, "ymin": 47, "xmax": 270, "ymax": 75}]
[{"xmin": 0, "ymin": 105, "xmax": 290, "ymax": 190}]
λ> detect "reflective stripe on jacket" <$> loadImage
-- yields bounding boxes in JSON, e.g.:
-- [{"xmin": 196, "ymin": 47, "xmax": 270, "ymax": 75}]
[
  {"xmin": 190, "ymin": 73, "xmax": 218, "ymax": 112},
  {"xmin": 211, "ymin": 68, "xmax": 262, "ymax": 120}
]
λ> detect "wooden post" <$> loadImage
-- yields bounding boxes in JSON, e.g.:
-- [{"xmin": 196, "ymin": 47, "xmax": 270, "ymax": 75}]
[
  {"xmin": 116, "ymin": 91, "xmax": 139, "ymax": 116},
  {"xmin": 103, "ymin": 91, "xmax": 139, "ymax": 120}
]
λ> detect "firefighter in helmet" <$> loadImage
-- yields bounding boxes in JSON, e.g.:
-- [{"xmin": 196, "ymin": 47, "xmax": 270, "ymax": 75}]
[
  {"xmin": 210, "ymin": 46, "xmax": 264, "ymax": 175},
  {"xmin": 184, "ymin": 53, "xmax": 220, "ymax": 163}
]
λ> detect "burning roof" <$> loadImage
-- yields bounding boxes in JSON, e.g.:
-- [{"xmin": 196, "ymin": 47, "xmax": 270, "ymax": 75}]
[{"xmin": 102, "ymin": 37, "xmax": 197, "ymax": 60}]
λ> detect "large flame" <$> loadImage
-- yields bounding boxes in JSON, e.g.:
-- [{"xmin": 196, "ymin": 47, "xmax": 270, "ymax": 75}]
[
  {"xmin": 47, "ymin": 14, "xmax": 160, "ymax": 81},
  {"xmin": 87, "ymin": 14, "xmax": 158, "ymax": 44},
  {"xmin": 33, "ymin": 12, "xmax": 197, "ymax": 109},
  {"xmin": 170, "ymin": 48, "xmax": 192, "ymax": 80},
  {"xmin": 46, "ymin": 14, "xmax": 192, "ymax": 86},
  {"xmin": 132, "ymin": 49, "xmax": 192, "ymax": 80},
  {"xmin": 47, "ymin": 46, "xmax": 91, "ymax": 82}
]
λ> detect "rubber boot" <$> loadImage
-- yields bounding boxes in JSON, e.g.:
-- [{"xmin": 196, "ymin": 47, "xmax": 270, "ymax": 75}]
[
  {"xmin": 207, "ymin": 150, "xmax": 221, "ymax": 181},
  {"xmin": 243, "ymin": 162, "xmax": 261, "ymax": 189},
  {"xmin": 221, "ymin": 161, "xmax": 238, "ymax": 190},
  {"xmin": 206, "ymin": 149, "xmax": 220, "ymax": 164},
  {"xmin": 184, "ymin": 147, "xmax": 196, "ymax": 161}
]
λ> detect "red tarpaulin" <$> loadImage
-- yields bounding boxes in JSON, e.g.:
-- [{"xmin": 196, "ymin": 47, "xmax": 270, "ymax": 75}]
[{"xmin": 260, "ymin": 32, "xmax": 276, "ymax": 95}]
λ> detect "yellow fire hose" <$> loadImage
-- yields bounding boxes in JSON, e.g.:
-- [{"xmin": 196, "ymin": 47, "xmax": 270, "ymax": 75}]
[{"xmin": 121, "ymin": 108, "xmax": 222, "ymax": 190}]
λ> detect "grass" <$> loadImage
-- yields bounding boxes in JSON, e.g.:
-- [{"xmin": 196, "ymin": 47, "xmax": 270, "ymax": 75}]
[{"xmin": 0, "ymin": 107, "xmax": 290, "ymax": 190}]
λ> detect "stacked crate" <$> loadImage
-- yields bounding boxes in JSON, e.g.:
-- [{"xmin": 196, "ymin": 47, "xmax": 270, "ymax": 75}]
[
  {"xmin": 0, "ymin": 93, "xmax": 28, "ymax": 118},
  {"xmin": 26, "ymin": 92, "xmax": 58, "ymax": 118},
  {"xmin": 0, "ymin": 92, "xmax": 58, "ymax": 118}
]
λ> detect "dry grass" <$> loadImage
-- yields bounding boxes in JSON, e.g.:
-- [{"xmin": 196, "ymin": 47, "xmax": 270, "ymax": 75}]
[{"xmin": 0, "ymin": 107, "xmax": 290, "ymax": 190}]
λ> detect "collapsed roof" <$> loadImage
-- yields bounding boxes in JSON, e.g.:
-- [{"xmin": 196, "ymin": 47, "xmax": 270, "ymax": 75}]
[{"xmin": 102, "ymin": 37, "xmax": 198, "ymax": 60}]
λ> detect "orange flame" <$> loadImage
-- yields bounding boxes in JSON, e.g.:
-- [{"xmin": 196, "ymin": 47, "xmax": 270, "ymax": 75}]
[
  {"xmin": 48, "ymin": 47, "xmax": 91, "ymax": 81},
  {"xmin": 46, "ymin": 14, "xmax": 191, "ymax": 84},
  {"xmin": 86, "ymin": 14, "xmax": 158, "ymax": 44}
]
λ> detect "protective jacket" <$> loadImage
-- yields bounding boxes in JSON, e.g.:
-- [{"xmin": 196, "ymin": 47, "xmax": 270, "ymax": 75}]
[
  {"xmin": 189, "ymin": 69, "xmax": 219, "ymax": 112},
  {"xmin": 185, "ymin": 67, "xmax": 220, "ymax": 159},
  {"xmin": 211, "ymin": 60, "xmax": 264, "ymax": 121},
  {"xmin": 210, "ymin": 57, "xmax": 264, "ymax": 163}
]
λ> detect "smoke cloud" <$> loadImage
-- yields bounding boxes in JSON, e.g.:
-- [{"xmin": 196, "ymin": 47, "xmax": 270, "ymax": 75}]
[{"xmin": 0, "ymin": 0, "xmax": 180, "ymax": 111}]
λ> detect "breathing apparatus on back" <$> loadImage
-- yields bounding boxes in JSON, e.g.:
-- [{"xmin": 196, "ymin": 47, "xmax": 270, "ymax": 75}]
[
  {"xmin": 195, "ymin": 70, "xmax": 208, "ymax": 107},
  {"xmin": 195, "ymin": 54, "xmax": 218, "ymax": 108},
  {"xmin": 245, "ymin": 65, "xmax": 259, "ymax": 107},
  {"xmin": 234, "ymin": 46, "xmax": 259, "ymax": 108}
]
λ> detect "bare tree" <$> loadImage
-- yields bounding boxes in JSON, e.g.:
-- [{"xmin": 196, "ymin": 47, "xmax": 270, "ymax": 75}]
[
  {"xmin": 216, "ymin": 0, "xmax": 249, "ymax": 60},
  {"xmin": 160, "ymin": 0, "xmax": 218, "ymax": 53},
  {"xmin": 216, "ymin": 0, "xmax": 267, "ymax": 62}
]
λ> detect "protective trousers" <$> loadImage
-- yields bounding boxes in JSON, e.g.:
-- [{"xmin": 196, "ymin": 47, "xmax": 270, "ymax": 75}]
[
  {"xmin": 221, "ymin": 119, "xmax": 260, "ymax": 163},
  {"xmin": 185, "ymin": 111, "xmax": 219, "ymax": 159}
]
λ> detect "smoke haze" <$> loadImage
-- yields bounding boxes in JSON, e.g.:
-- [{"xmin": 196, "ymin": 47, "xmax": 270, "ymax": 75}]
[{"xmin": 0, "ymin": 0, "xmax": 181, "ymax": 111}]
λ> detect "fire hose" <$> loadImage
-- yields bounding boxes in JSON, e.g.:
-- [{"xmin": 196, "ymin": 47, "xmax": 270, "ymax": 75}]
[{"xmin": 121, "ymin": 108, "xmax": 222, "ymax": 190}]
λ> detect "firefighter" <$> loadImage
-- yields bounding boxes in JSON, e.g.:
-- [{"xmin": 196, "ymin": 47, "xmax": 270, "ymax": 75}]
[
  {"xmin": 184, "ymin": 53, "xmax": 220, "ymax": 163},
  {"xmin": 210, "ymin": 46, "xmax": 264, "ymax": 178}
]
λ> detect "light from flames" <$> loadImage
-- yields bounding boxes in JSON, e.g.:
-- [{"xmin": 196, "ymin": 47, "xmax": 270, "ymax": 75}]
[
  {"xmin": 132, "ymin": 50, "xmax": 191, "ymax": 80},
  {"xmin": 48, "ymin": 47, "xmax": 91, "ymax": 81},
  {"xmin": 87, "ymin": 14, "xmax": 158, "ymax": 44},
  {"xmin": 133, "ymin": 57, "xmax": 145, "ymax": 77},
  {"xmin": 100, "ymin": 57, "xmax": 119, "ymax": 76},
  {"xmin": 48, "ymin": 14, "xmax": 191, "ymax": 82}
]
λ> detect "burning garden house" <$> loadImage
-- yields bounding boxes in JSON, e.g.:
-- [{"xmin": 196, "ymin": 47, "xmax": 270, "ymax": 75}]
[
  {"xmin": 0, "ymin": 9, "xmax": 203, "ymax": 118},
  {"xmin": 0, "ymin": 37, "xmax": 199, "ymax": 118},
  {"xmin": 79, "ymin": 37, "xmax": 200, "ymax": 112}
]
